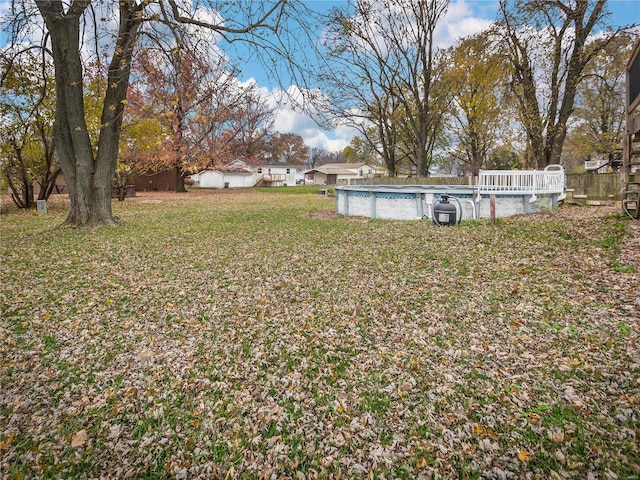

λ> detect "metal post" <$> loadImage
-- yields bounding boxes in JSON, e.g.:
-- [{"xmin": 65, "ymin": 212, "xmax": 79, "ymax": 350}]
[{"xmin": 490, "ymin": 194, "xmax": 496, "ymax": 223}]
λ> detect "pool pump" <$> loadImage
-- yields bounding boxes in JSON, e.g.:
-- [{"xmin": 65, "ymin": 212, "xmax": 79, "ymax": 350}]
[{"xmin": 432, "ymin": 194, "xmax": 461, "ymax": 226}]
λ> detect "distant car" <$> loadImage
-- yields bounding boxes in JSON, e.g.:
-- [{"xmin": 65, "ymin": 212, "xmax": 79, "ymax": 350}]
[{"xmin": 296, "ymin": 179, "xmax": 305, "ymax": 185}]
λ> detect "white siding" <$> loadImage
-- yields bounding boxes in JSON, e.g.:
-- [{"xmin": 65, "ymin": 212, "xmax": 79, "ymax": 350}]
[
  {"xmin": 264, "ymin": 166, "xmax": 297, "ymax": 186},
  {"xmin": 192, "ymin": 171, "xmax": 257, "ymax": 188}
]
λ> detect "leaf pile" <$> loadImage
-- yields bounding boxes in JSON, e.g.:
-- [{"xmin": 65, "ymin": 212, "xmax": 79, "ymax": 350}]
[{"xmin": 1, "ymin": 190, "xmax": 638, "ymax": 479}]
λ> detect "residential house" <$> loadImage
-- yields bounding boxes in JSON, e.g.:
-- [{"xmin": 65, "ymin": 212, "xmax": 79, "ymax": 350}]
[
  {"xmin": 304, "ymin": 162, "xmax": 386, "ymax": 185},
  {"xmin": 256, "ymin": 162, "xmax": 298, "ymax": 187},
  {"xmin": 190, "ymin": 160, "xmax": 299, "ymax": 188}
]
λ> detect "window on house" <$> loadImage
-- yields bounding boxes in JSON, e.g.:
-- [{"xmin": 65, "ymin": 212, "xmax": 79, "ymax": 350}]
[
  {"xmin": 359, "ymin": 169, "xmax": 363, "ymax": 176},
  {"xmin": 257, "ymin": 168, "xmax": 262, "ymax": 174},
  {"xmin": 286, "ymin": 168, "xmax": 290, "ymax": 174}
]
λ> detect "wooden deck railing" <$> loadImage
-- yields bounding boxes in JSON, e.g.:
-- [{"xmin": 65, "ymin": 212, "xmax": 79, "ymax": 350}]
[{"xmin": 477, "ymin": 165, "xmax": 565, "ymax": 197}]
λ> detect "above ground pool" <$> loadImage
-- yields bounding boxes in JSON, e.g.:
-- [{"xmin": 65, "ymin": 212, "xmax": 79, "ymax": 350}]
[{"xmin": 335, "ymin": 167, "xmax": 566, "ymax": 221}]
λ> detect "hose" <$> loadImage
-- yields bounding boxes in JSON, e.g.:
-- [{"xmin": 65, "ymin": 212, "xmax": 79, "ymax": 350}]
[
  {"xmin": 622, "ymin": 200, "xmax": 639, "ymax": 221},
  {"xmin": 449, "ymin": 195, "xmax": 463, "ymax": 224}
]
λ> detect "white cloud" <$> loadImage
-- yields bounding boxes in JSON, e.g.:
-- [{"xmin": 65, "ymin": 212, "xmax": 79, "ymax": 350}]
[
  {"xmin": 434, "ymin": 0, "xmax": 496, "ymax": 47},
  {"xmin": 446, "ymin": 0, "xmax": 475, "ymax": 19},
  {"xmin": 302, "ymin": 130, "xmax": 351, "ymax": 152},
  {"xmin": 246, "ymin": 82, "xmax": 353, "ymax": 152}
]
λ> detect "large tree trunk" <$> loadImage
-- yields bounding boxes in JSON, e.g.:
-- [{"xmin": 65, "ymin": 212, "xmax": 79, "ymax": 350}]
[
  {"xmin": 176, "ymin": 169, "xmax": 187, "ymax": 193},
  {"xmin": 36, "ymin": 1, "xmax": 142, "ymax": 227},
  {"xmin": 37, "ymin": 2, "xmax": 98, "ymax": 225}
]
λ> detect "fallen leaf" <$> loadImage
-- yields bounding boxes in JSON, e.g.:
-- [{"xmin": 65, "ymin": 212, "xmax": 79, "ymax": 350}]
[
  {"xmin": 71, "ymin": 429, "xmax": 88, "ymax": 448},
  {"xmin": 107, "ymin": 425, "xmax": 122, "ymax": 440},
  {"xmin": 474, "ymin": 423, "xmax": 499, "ymax": 440},
  {"xmin": 547, "ymin": 427, "xmax": 565, "ymax": 443},
  {"xmin": 527, "ymin": 412, "xmax": 542, "ymax": 425},
  {"xmin": 138, "ymin": 349, "xmax": 155, "ymax": 361},
  {"xmin": 0, "ymin": 432, "xmax": 16, "ymax": 450},
  {"xmin": 517, "ymin": 449, "xmax": 533, "ymax": 462}
]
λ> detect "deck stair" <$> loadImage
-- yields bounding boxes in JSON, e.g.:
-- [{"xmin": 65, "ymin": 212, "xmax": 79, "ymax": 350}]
[
  {"xmin": 622, "ymin": 134, "xmax": 640, "ymax": 219},
  {"xmin": 564, "ymin": 190, "xmax": 612, "ymax": 207},
  {"xmin": 622, "ymin": 37, "xmax": 640, "ymax": 219}
]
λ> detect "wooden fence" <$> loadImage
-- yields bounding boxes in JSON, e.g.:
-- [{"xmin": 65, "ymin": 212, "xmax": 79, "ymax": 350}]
[
  {"xmin": 565, "ymin": 173, "xmax": 620, "ymax": 201},
  {"xmin": 349, "ymin": 176, "xmax": 470, "ymax": 186}
]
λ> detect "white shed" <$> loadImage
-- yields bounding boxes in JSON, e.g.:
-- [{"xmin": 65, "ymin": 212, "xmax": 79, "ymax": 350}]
[{"xmin": 191, "ymin": 160, "xmax": 259, "ymax": 188}]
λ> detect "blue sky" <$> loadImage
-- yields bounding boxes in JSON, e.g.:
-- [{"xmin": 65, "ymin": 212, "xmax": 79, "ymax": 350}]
[{"xmin": 227, "ymin": 0, "xmax": 640, "ymax": 153}]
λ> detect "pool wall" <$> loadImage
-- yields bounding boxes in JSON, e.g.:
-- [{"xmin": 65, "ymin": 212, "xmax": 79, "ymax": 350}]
[{"xmin": 335, "ymin": 185, "xmax": 561, "ymax": 221}]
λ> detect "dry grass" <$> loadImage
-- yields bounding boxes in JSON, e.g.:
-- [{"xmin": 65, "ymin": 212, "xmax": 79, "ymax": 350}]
[{"xmin": 1, "ymin": 189, "xmax": 639, "ymax": 479}]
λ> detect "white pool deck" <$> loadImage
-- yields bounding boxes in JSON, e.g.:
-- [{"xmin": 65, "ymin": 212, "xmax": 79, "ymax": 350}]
[{"xmin": 335, "ymin": 165, "xmax": 567, "ymax": 221}]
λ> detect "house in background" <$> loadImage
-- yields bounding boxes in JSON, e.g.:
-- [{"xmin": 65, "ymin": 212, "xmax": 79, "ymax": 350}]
[
  {"xmin": 585, "ymin": 150, "xmax": 623, "ymax": 173},
  {"xmin": 304, "ymin": 162, "xmax": 387, "ymax": 185},
  {"xmin": 190, "ymin": 160, "xmax": 258, "ymax": 188},
  {"xmin": 190, "ymin": 160, "xmax": 300, "ymax": 188},
  {"xmin": 256, "ymin": 162, "xmax": 298, "ymax": 187}
]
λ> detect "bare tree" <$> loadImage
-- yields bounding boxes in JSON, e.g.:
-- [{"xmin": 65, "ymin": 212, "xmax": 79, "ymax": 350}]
[
  {"xmin": 319, "ymin": 0, "xmax": 451, "ymax": 177},
  {"xmin": 223, "ymin": 92, "xmax": 275, "ymax": 163},
  {"xmin": 497, "ymin": 0, "xmax": 630, "ymax": 168},
  {"xmin": 307, "ymin": 147, "xmax": 325, "ymax": 169}
]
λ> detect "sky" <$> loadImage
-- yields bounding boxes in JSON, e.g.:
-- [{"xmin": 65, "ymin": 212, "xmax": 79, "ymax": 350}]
[
  {"xmin": 229, "ymin": 0, "xmax": 640, "ymax": 154},
  {"xmin": 1, "ymin": 0, "xmax": 639, "ymax": 154}
]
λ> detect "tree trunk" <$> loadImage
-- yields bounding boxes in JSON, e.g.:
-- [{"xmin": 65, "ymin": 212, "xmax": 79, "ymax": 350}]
[
  {"xmin": 5, "ymin": 139, "xmax": 34, "ymax": 209},
  {"xmin": 37, "ymin": 167, "xmax": 62, "ymax": 201},
  {"xmin": 176, "ymin": 169, "xmax": 187, "ymax": 193},
  {"xmin": 36, "ymin": 1, "xmax": 142, "ymax": 227},
  {"xmin": 35, "ymin": 119, "xmax": 60, "ymax": 202}
]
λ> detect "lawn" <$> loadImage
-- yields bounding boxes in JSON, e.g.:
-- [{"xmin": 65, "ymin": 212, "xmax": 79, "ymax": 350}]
[{"xmin": 1, "ymin": 189, "xmax": 639, "ymax": 479}]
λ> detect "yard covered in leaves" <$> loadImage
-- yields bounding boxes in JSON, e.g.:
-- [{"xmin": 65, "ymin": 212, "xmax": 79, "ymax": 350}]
[{"xmin": 1, "ymin": 189, "xmax": 639, "ymax": 479}]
